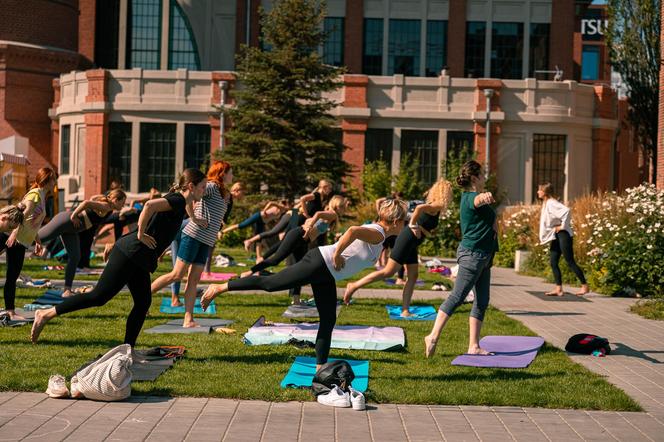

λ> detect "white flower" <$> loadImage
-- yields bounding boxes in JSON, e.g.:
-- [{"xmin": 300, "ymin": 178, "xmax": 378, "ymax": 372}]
[{"xmin": 647, "ymin": 244, "xmax": 653, "ymax": 250}]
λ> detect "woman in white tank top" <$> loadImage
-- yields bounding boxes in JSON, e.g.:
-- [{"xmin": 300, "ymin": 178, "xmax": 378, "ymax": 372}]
[{"xmin": 201, "ymin": 198, "xmax": 408, "ymax": 369}]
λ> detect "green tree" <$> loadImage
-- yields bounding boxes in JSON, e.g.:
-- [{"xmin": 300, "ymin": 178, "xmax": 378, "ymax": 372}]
[
  {"xmin": 361, "ymin": 160, "xmax": 392, "ymax": 201},
  {"xmin": 217, "ymin": 0, "xmax": 349, "ymax": 196},
  {"xmin": 606, "ymin": 0, "xmax": 660, "ymax": 182}
]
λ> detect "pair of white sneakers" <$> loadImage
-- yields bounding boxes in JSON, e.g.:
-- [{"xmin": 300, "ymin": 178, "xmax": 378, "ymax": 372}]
[
  {"xmin": 316, "ymin": 384, "xmax": 365, "ymax": 410},
  {"xmin": 45, "ymin": 374, "xmax": 84, "ymax": 399}
]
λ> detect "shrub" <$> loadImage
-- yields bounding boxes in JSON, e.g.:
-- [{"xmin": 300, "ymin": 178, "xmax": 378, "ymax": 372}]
[
  {"xmin": 493, "ymin": 205, "xmax": 539, "ymax": 267},
  {"xmin": 361, "ymin": 160, "xmax": 392, "ymax": 202},
  {"xmin": 393, "ymin": 153, "xmax": 426, "ymax": 200}
]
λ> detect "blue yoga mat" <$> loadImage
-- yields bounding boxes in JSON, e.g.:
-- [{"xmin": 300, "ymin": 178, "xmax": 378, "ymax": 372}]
[
  {"xmin": 386, "ymin": 305, "xmax": 437, "ymax": 321},
  {"xmin": 34, "ymin": 289, "xmax": 65, "ymax": 305},
  {"xmin": 159, "ymin": 297, "xmax": 216, "ymax": 314},
  {"xmin": 280, "ymin": 356, "xmax": 369, "ymax": 392}
]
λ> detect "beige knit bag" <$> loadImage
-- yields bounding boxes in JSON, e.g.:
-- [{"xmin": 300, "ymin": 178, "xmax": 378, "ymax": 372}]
[{"xmin": 71, "ymin": 344, "xmax": 133, "ymax": 401}]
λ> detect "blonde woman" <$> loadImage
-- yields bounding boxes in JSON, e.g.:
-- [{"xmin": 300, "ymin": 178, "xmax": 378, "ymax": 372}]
[
  {"xmin": 38, "ymin": 189, "xmax": 127, "ymax": 298},
  {"xmin": 537, "ymin": 182, "xmax": 588, "ymax": 296},
  {"xmin": 201, "ymin": 198, "xmax": 407, "ymax": 368},
  {"xmin": 344, "ymin": 179, "xmax": 453, "ymax": 317}
]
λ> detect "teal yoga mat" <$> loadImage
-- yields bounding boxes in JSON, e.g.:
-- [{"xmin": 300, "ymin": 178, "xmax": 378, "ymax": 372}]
[
  {"xmin": 159, "ymin": 297, "xmax": 216, "ymax": 314},
  {"xmin": 280, "ymin": 356, "xmax": 369, "ymax": 392},
  {"xmin": 34, "ymin": 289, "xmax": 65, "ymax": 305},
  {"xmin": 386, "ymin": 305, "xmax": 436, "ymax": 320}
]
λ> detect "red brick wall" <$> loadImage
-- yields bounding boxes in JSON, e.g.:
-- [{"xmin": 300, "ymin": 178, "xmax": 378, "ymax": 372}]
[
  {"xmin": 78, "ymin": 0, "xmax": 96, "ymax": 64},
  {"xmin": 658, "ymin": 0, "xmax": 664, "ymax": 189},
  {"xmin": 344, "ymin": 0, "xmax": 363, "ymax": 74},
  {"xmin": 550, "ymin": 0, "xmax": 576, "ymax": 80},
  {"xmin": 341, "ymin": 119, "xmax": 367, "ymax": 186},
  {"xmin": 447, "ymin": 0, "xmax": 466, "ymax": 78},
  {"xmin": 0, "ymin": 0, "xmax": 79, "ymax": 52},
  {"xmin": 0, "ymin": 43, "xmax": 81, "ymax": 179}
]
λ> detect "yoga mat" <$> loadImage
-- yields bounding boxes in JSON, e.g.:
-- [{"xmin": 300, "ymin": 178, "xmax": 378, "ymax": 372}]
[
  {"xmin": 385, "ymin": 278, "xmax": 425, "ymax": 286},
  {"xmin": 33, "ymin": 289, "xmax": 65, "ymax": 305},
  {"xmin": 144, "ymin": 318, "xmax": 233, "ymax": 334},
  {"xmin": 282, "ymin": 303, "xmax": 342, "ymax": 319},
  {"xmin": 281, "ymin": 356, "xmax": 369, "ymax": 392},
  {"xmin": 451, "ymin": 336, "xmax": 545, "ymax": 368},
  {"xmin": 526, "ymin": 290, "xmax": 590, "ymax": 303},
  {"xmin": 386, "ymin": 305, "xmax": 437, "ymax": 321},
  {"xmin": 73, "ymin": 346, "xmax": 186, "ymax": 382},
  {"xmin": 76, "ymin": 268, "xmax": 104, "ymax": 275},
  {"xmin": 245, "ymin": 316, "xmax": 404, "ymax": 351},
  {"xmin": 200, "ymin": 272, "xmax": 236, "ymax": 282},
  {"xmin": 159, "ymin": 297, "xmax": 216, "ymax": 314}
]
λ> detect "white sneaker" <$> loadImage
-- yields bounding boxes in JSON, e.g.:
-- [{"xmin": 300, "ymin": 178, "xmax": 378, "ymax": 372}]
[
  {"xmin": 45, "ymin": 374, "xmax": 69, "ymax": 399},
  {"xmin": 348, "ymin": 386, "xmax": 366, "ymax": 411},
  {"xmin": 317, "ymin": 384, "xmax": 351, "ymax": 408}
]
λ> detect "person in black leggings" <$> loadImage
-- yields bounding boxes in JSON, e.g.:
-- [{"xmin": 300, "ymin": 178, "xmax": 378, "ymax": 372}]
[
  {"xmin": 537, "ymin": 182, "xmax": 588, "ymax": 296},
  {"xmin": 38, "ymin": 189, "xmax": 127, "ymax": 298},
  {"xmin": 30, "ymin": 168, "xmax": 207, "ymax": 345},
  {"xmin": 0, "ymin": 204, "xmax": 27, "ymax": 316},
  {"xmin": 201, "ymin": 198, "xmax": 407, "ymax": 368},
  {"xmin": 344, "ymin": 179, "xmax": 453, "ymax": 316}
]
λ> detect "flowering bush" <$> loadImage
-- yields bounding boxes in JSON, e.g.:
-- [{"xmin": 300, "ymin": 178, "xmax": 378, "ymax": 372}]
[
  {"xmin": 508, "ymin": 185, "xmax": 664, "ymax": 297},
  {"xmin": 493, "ymin": 205, "xmax": 540, "ymax": 267}
]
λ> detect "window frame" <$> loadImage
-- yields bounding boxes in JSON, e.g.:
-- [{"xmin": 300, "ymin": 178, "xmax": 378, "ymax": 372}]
[
  {"xmin": 168, "ymin": 0, "xmax": 201, "ymax": 70},
  {"xmin": 532, "ymin": 134, "xmax": 566, "ymax": 202},
  {"xmin": 60, "ymin": 125, "xmax": 71, "ymax": 175},
  {"xmin": 363, "ymin": 18, "xmax": 384, "ymax": 75},
  {"xmin": 388, "ymin": 19, "xmax": 422, "ymax": 76},
  {"xmin": 139, "ymin": 122, "xmax": 177, "ymax": 192},
  {"xmin": 127, "ymin": 0, "xmax": 163, "ymax": 70}
]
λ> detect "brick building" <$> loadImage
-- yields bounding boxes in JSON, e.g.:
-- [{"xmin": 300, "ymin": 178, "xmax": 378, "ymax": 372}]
[{"xmin": 1, "ymin": 0, "xmax": 644, "ymax": 203}]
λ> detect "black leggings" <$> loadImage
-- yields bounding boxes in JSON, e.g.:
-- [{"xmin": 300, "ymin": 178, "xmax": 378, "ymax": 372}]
[
  {"xmin": 0, "ymin": 234, "xmax": 26, "ymax": 311},
  {"xmin": 38, "ymin": 211, "xmax": 87, "ymax": 289},
  {"xmin": 55, "ymin": 248, "xmax": 151, "ymax": 346},
  {"xmin": 251, "ymin": 227, "xmax": 309, "ymax": 296},
  {"xmin": 550, "ymin": 230, "xmax": 586, "ymax": 286},
  {"xmin": 229, "ymin": 248, "xmax": 337, "ymax": 364}
]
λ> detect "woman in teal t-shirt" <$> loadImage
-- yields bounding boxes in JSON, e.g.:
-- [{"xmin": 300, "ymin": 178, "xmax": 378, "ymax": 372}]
[{"xmin": 424, "ymin": 160, "xmax": 498, "ymax": 358}]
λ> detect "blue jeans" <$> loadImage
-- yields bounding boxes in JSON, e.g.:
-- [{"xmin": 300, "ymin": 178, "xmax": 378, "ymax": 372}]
[
  {"xmin": 170, "ymin": 219, "xmax": 189, "ymax": 295},
  {"xmin": 440, "ymin": 246, "xmax": 494, "ymax": 321}
]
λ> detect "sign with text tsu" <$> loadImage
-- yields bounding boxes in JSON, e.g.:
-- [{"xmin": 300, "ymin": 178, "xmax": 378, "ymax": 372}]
[{"xmin": 581, "ymin": 8, "xmax": 607, "ymax": 41}]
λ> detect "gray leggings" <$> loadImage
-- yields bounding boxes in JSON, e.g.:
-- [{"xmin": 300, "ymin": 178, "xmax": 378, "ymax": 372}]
[
  {"xmin": 38, "ymin": 211, "xmax": 86, "ymax": 289},
  {"xmin": 440, "ymin": 246, "xmax": 493, "ymax": 321}
]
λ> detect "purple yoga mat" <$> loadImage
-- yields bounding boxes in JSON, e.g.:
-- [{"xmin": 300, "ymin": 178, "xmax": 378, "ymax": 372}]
[{"xmin": 451, "ymin": 336, "xmax": 545, "ymax": 368}]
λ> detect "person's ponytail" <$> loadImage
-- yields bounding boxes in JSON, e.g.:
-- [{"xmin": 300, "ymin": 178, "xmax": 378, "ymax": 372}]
[
  {"xmin": 170, "ymin": 168, "xmax": 206, "ymax": 193},
  {"xmin": 456, "ymin": 160, "xmax": 482, "ymax": 189}
]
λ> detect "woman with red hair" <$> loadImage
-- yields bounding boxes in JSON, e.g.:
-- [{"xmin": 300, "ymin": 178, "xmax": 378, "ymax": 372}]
[{"xmin": 150, "ymin": 161, "xmax": 232, "ymax": 327}]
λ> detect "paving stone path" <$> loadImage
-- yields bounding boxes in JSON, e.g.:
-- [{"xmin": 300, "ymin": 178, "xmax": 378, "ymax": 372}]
[{"xmin": 2, "ymin": 267, "xmax": 664, "ymax": 441}]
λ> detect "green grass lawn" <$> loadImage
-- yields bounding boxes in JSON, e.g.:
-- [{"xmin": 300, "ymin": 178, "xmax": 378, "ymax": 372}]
[
  {"xmin": 630, "ymin": 299, "xmax": 664, "ymax": 320},
  {"xmin": 0, "ymin": 287, "xmax": 640, "ymax": 411}
]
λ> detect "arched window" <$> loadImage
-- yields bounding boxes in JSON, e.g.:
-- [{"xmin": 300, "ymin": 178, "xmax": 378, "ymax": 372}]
[{"xmin": 168, "ymin": 0, "xmax": 201, "ymax": 70}]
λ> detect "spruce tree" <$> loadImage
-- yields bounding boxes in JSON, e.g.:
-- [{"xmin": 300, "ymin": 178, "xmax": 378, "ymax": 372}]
[{"xmin": 216, "ymin": 0, "xmax": 349, "ymax": 197}]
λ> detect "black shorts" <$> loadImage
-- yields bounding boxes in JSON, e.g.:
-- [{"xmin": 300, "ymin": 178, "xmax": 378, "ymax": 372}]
[
  {"xmin": 389, "ymin": 227, "xmax": 423, "ymax": 265},
  {"xmin": 382, "ymin": 234, "xmax": 397, "ymax": 249}
]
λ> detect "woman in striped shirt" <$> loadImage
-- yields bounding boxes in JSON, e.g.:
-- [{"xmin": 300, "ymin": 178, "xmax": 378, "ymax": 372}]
[{"xmin": 150, "ymin": 161, "xmax": 232, "ymax": 328}]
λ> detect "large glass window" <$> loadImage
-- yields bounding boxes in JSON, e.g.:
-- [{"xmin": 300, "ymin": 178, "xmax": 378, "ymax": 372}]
[
  {"xmin": 168, "ymin": 0, "xmax": 200, "ymax": 70},
  {"xmin": 532, "ymin": 134, "xmax": 566, "ymax": 201},
  {"xmin": 184, "ymin": 124, "xmax": 210, "ymax": 171},
  {"xmin": 108, "ymin": 123, "xmax": 132, "ymax": 189},
  {"xmin": 139, "ymin": 123, "xmax": 176, "ymax": 192},
  {"xmin": 465, "ymin": 22, "xmax": 486, "ymax": 78},
  {"xmin": 529, "ymin": 23, "xmax": 550, "ymax": 78},
  {"xmin": 127, "ymin": 0, "xmax": 162, "ymax": 69},
  {"xmin": 426, "ymin": 20, "xmax": 447, "ymax": 77},
  {"xmin": 388, "ymin": 19, "xmax": 421, "ymax": 76},
  {"xmin": 60, "ymin": 125, "xmax": 70, "ymax": 175},
  {"xmin": 446, "ymin": 131, "xmax": 474, "ymax": 176},
  {"xmin": 363, "ymin": 18, "xmax": 383, "ymax": 75},
  {"xmin": 323, "ymin": 17, "xmax": 344, "ymax": 67},
  {"xmin": 364, "ymin": 129, "xmax": 393, "ymax": 166},
  {"xmin": 491, "ymin": 22, "xmax": 523, "ymax": 79},
  {"xmin": 95, "ymin": 0, "xmax": 120, "ymax": 69},
  {"xmin": 581, "ymin": 45, "xmax": 600, "ymax": 80},
  {"xmin": 401, "ymin": 130, "xmax": 439, "ymax": 186}
]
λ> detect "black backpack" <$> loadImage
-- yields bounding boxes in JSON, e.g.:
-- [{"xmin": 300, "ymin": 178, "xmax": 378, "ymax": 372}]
[
  {"xmin": 311, "ymin": 360, "xmax": 355, "ymax": 396},
  {"xmin": 565, "ymin": 333, "xmax": 611, "ymax": 355}
]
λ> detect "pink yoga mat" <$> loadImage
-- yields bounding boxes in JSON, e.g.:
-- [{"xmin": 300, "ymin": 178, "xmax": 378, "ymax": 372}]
[
  {"xmin": 200, "ymin": 272, "xmax": 236, "ymax": 282},
  {"xmin": 451, "ymin": 336, "xmax": 545, "ymax": 368}
]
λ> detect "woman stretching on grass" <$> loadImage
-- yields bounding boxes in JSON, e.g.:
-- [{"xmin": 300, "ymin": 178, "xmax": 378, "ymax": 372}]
[
  {"xmin": 423, "ymin": 160, "xmax": 498, "ymax": 358},
  {"xmin": 343, "ymin": 179, "xmax": 453, "ymax": 316},
  {"xmin": 537, "ymin": 182, "xmax": 589, "ymax": 296},
  {"xmin": 222, "ymin": 200, "xmax": 287, "ymax": 262},
  {"xmin": 38, "ymin": 189, "xmax": 127, "ymax": 298},
  {"xmin": 150, "ymin": 161, "xmax": 232, "ymax": 327},
  {"xmin": 0, "ymin": 168, "xmax": 57, "ymax": 320},
  {"xmin": 201, "ymin": 198, "xmax": 407, "ymax": 369},
  {"xmin": 31, "ymin": 168, "xmax": 207, "ymax": 345}
]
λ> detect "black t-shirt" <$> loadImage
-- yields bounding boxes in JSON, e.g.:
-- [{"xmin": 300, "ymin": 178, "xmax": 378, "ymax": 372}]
[
  {"xmin": 305, "ymin": 191, "xmax": 324, "ymax": 217},
  {"xmin": 114, "ymin": 192, "xmax": 187, "ymax": 272}
]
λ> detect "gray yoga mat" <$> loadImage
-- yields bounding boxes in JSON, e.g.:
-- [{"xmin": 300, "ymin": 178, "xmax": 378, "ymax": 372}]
[
  {"xmin": 130, "ymin": 358, "xmax": 175, "ymax": 381},
  {"xmin": 282, "ymin": 303, "xmax": 342, "ymax": 319},
  {"xmin": 144, "ymin": 318, "xmax": 234, "ymax": 334}
]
